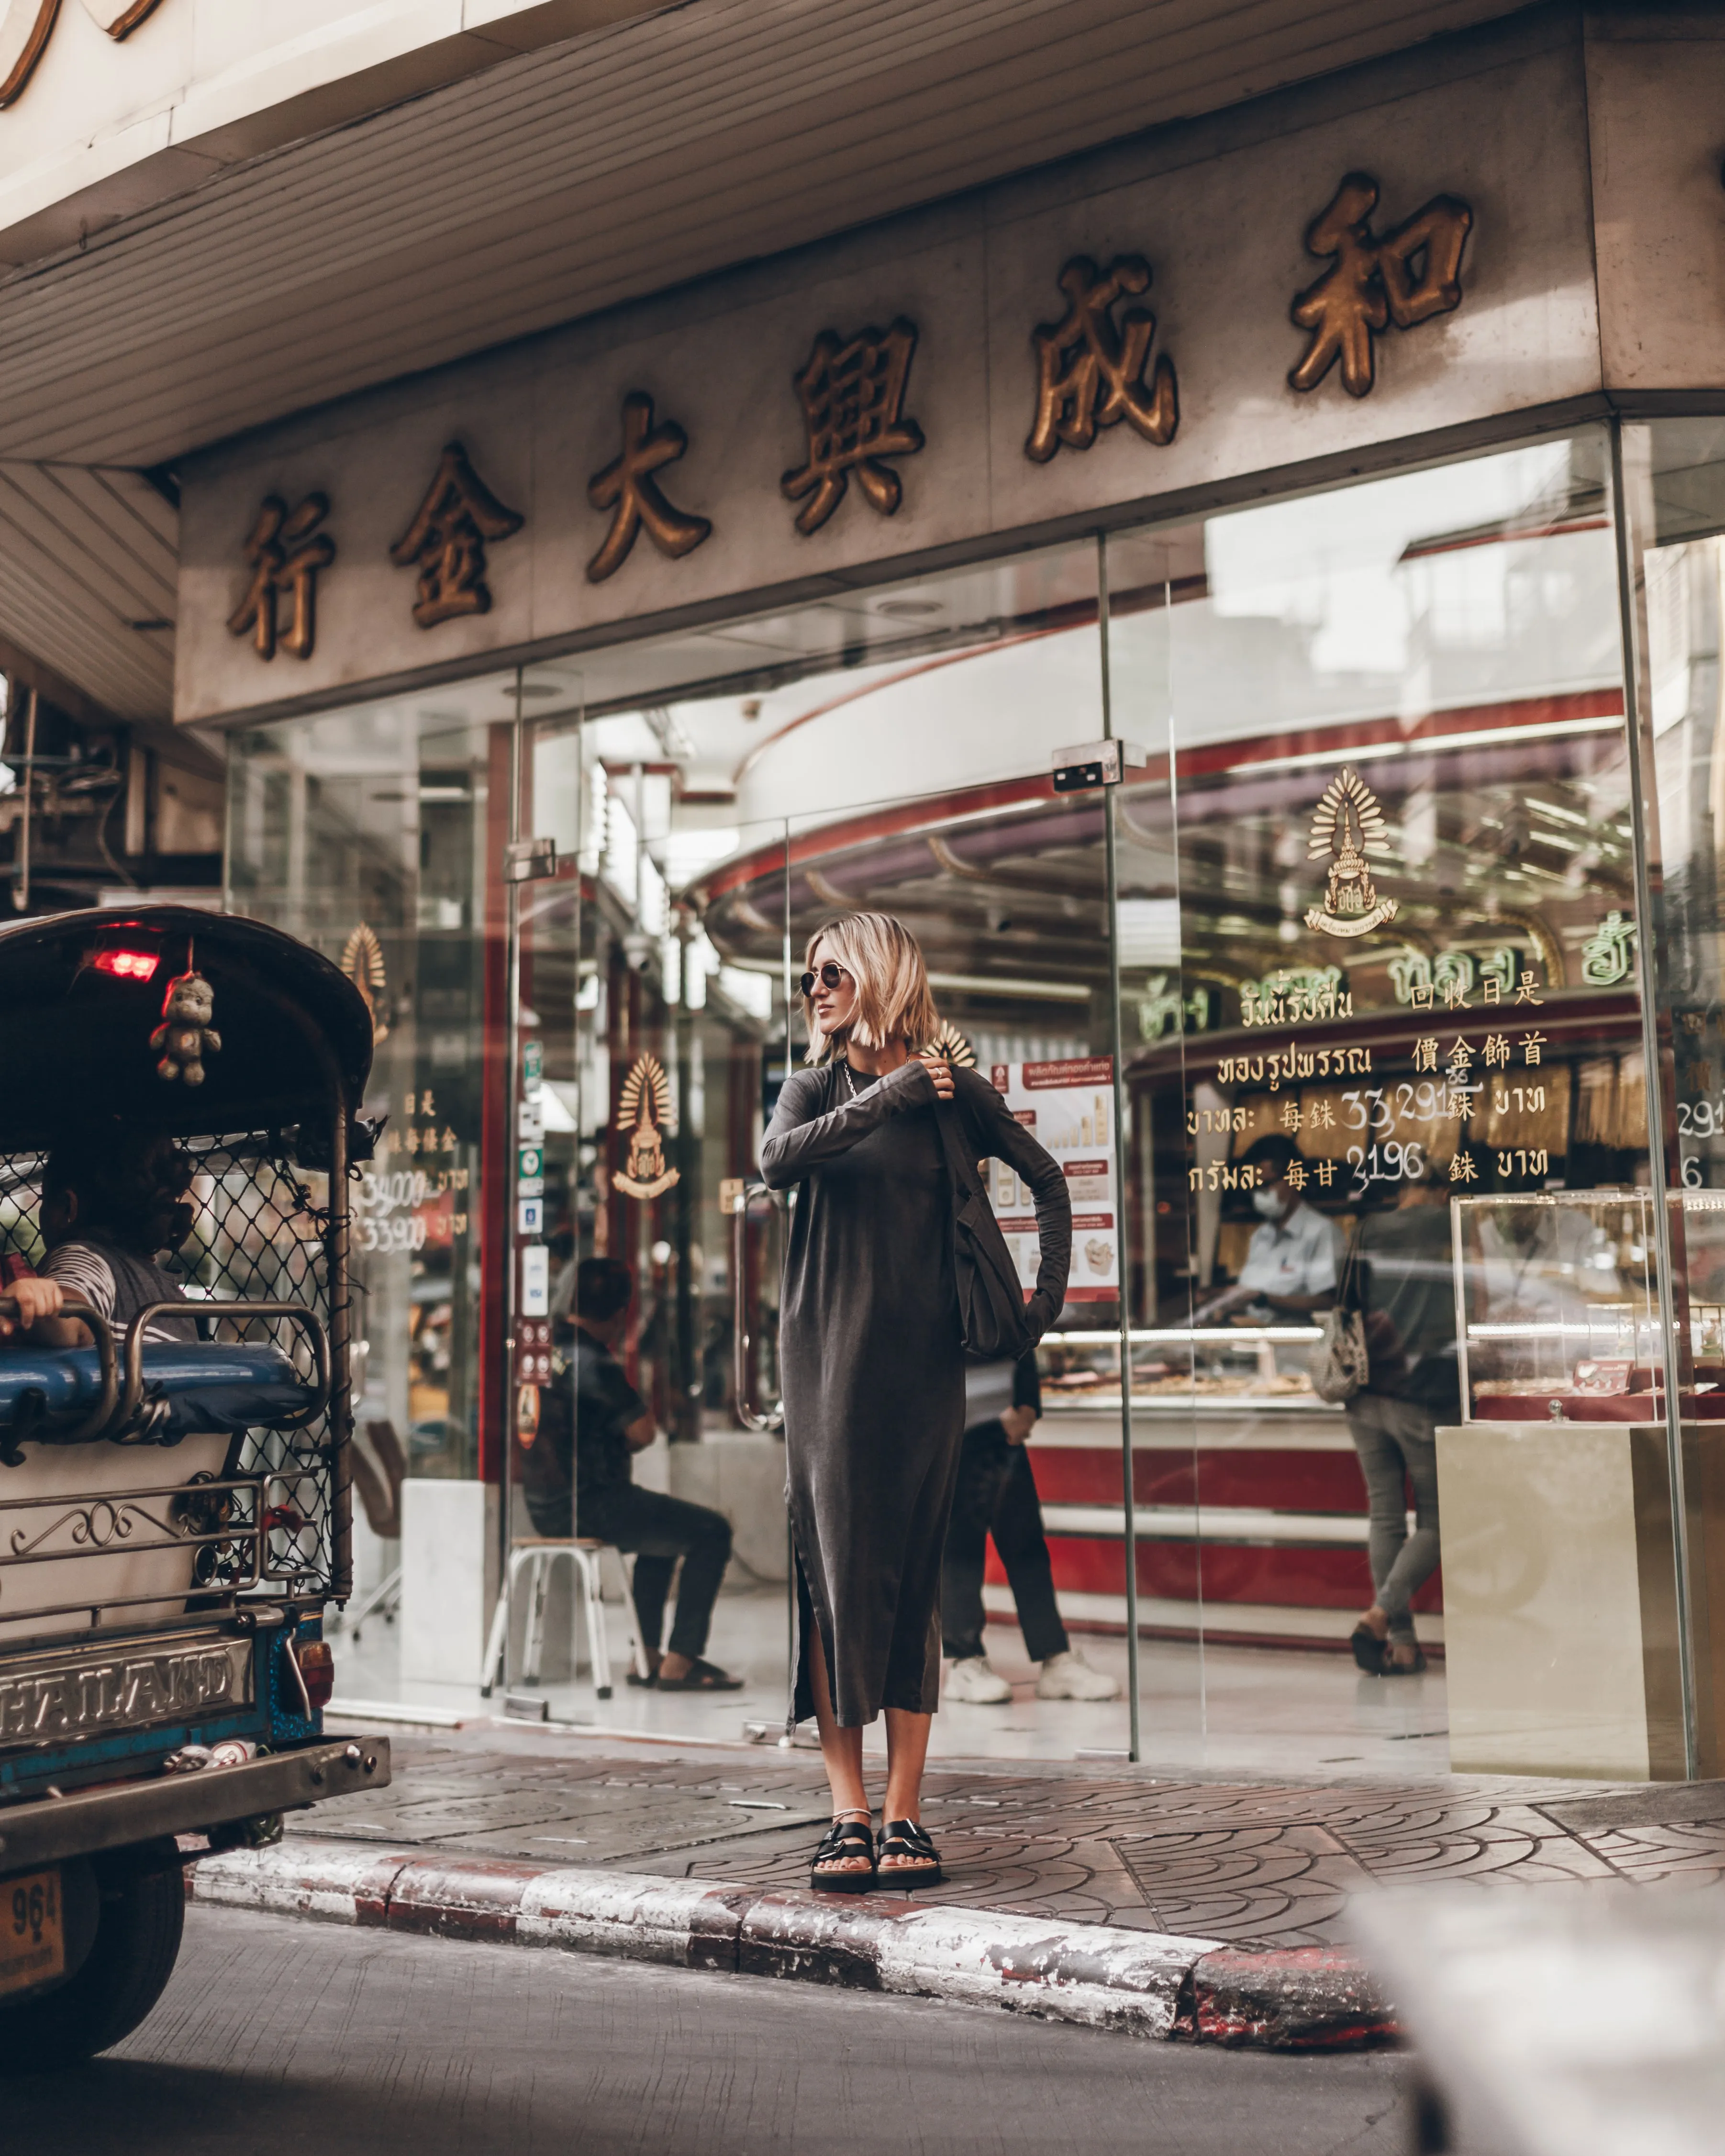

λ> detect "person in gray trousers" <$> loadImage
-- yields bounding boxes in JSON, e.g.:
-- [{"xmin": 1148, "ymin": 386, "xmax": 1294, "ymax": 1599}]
[{"xmin": 1344, "ymin": 1180, "xmax": 1458, "ymax": 1676}]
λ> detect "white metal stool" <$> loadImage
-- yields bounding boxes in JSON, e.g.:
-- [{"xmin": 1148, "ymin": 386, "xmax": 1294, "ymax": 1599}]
[{"xmin": 479, "ymin": 1537, "xmax": 643, "ymax": 1700}]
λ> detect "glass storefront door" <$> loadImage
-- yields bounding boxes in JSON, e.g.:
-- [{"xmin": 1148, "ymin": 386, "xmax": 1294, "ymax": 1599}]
[{"xmin": 223, "ymin": 418, "xmax": 1725, "ymax": 1783}]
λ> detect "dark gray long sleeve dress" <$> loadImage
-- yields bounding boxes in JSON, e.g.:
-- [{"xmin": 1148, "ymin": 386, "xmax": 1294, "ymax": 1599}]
[{"xmin": 760, "ymin": 1057, "xmax": 1072, "ymax": 1728}]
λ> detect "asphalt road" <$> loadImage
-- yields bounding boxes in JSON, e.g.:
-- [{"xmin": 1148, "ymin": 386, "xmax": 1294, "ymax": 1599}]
[{"xmin": 11, "ymin": 1905, "xmax": 1411, "ymax": 2155}]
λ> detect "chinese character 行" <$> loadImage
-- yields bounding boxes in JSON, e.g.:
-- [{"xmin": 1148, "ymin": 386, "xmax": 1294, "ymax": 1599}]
[
  {"xmin": 781, "ymin": 318, "xmax": 924, "ymax": 534},
  {"xmin": 1289, "ymin": 172, "xmax": 1473, "ymax": 399},
  {"xmin": 1521, "ymin": 1032, "xmax": 1547, "ymax": 1066},
  {"xmin": 226, "ymin": 493, "xmax": 335, "ymax": 661},
  {"xmin": 390, "ymin": 441, "xmax": 524, "ymax": 627},
  {"xmin": 1413, "ymin": 1037, "xmax": 1438, "ymax": 1073},
  {"xmin": 1484, "ymin": 1034, "xmax": 1510, "ymax": 1068},
  {"xmin": 1449, "ymin": 1149, "xmax": 1477, "ymax": 1182},
  {"xmin": 1025, "ymin": 255, "xmax": 1178, "ymax": 463},
  {"xmin": 587, "ymin": 392, "xmax": 712, "ymax": 584}
]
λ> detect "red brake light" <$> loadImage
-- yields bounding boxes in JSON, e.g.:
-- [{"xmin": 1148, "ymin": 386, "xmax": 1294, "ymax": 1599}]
[
  {"xmin": 92, "ymin": 948, "xmax": 160, "ymax": 981},
  {"xmin": 296, "ymin": 1638, "xmax": 335, "ymax": 1710}
]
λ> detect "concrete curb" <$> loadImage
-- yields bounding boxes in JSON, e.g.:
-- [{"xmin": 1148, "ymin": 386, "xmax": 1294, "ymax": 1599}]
[{"xmin": 189, "ymin": 1841, "xmax": 1394, "ymax": 2049}]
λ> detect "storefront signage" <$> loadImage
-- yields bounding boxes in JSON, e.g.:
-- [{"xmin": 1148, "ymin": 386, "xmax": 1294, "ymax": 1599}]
[
  {"xmin": 613, "ymin": 1051, "xmax": 678, "ymax": 1200},
  {"xmin": 1025, "ymin": 255, "xmax": 1178, "ymax": 460},
  {"xmin": 178, "ymin": 46, "xmax": 1581, "ymax": 729},
  {"xmin": 227, "ymin": 493, "xmax": 334, "ymax": 661},
  {"xmin": 1581, "ymin": 910, "xmax": 1637, "ymax": 986},
  {"xmin": 390, "ymin": 442, "xmax": 523, "ymax": 628},
  {"xmin": 1289, "ymin": 173, "xmax": 1473, "ymax": 399},
  {"xmin": 0, "ymin": 0, "xmax": 162, "ymax": 108},
  {"xmin": 781, "ymin": 319, "xmax": 924, "ymax": 534},
  {"xmin": 1303, "ymin": 767, "xmax": 1398, "ymax": 936},
  {"xmin": 587, "ymin": 392, "xmax": 711, "ymax": 583}
]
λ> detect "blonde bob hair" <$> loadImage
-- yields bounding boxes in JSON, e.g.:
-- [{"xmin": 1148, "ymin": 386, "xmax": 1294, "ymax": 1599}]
[{"xmin": 801, "ymin": 912, "xmax": 939, "ymax": 1066}]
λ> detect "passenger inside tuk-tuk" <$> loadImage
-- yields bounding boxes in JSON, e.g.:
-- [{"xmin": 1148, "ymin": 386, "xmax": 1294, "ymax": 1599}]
[{"xmin": 19, "ymin": 1127, "xmax": 197, "ymax": 1348}]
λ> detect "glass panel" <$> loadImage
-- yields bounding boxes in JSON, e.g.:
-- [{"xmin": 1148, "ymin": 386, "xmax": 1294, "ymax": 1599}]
[
  {"xmin": 532, "ymin": 536, "xmax": 1149, "ymax": 1760},
  {"xmin": 1113, "ymin": 432, "xmax": 1657, "ymax": 1778}
]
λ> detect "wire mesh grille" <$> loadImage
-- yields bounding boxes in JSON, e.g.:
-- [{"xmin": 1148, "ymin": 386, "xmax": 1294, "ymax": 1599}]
[{"xmin": 0, "ymin": 1134, "xmax": 337, "ymax": 1598}]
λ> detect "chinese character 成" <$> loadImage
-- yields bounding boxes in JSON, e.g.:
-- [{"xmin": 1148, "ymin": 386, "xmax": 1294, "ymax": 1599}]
[
  {"xmin": 390, "ymin": 441, "xmax": 524, "ymax": 627},
  {"xmin": 587, "ymin": 392, "xmax": 712, "ymax": 584},
  {"xmin": 781, "ymin": 318, "xmax": 924, "ymax": 534},
  {"xmin": 1025, "ymin": 255, "xmax": 1177, "ymax": 462},
  {"xmin": 226, "ymin": 493, "xmax": 335, "ymax": 661},
  {"xmin": 1289, "ymin": 172, "xmax": 1473, "ymax": 399}
]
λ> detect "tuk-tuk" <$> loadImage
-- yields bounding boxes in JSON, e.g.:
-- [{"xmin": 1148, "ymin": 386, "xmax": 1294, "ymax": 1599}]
[{"xmin": 0, "ymin": 905, "xmax": 390, "ymax": 2067}]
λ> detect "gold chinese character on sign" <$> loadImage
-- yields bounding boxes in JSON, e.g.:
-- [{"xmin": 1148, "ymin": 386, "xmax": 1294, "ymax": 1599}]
[
  {"xmin": 227, "ymin": 494, "xmax": 335, "ymax": 661},
  {"xmin": 1304, "ymin": 766, "xmax": 1398, "ymax": 937},
  {"xmin": 1289, "ymin": 173, "xmax": 1473, "ymax": 399},
  {"xmin": 0, "ymin": 1, "xmax": 165, "ymax": 110},
  {"xmin": 781, "ymin": 319, "xmax": 924, "ymax": 534},
  {"xmin": 614, "ymin": 1052, "xmax": 679, "ymax": 1201},
  {"xmin": 587, "ymin": 392, "xmax": 712, "ymax": 584},
  {"xmin": 390, "ymin": 442, "xmax": 523, "ymax": 626},
  {"xmin": 1025, "ymin": 256, "xmax": 1178, "ymax": 462}
]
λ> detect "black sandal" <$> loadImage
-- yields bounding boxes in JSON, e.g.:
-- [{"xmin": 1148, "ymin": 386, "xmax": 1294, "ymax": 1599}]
[
  {"xmin": 811, "ymin": 1812, "xmax": 877, "ymax": 1894},
  {"xmin": 1350, "ymin": 1624, "xmax": 1390, "ymax": 1675},
  {"xmin": 877, "ymin": 1818, "xmax": 943, "ymax": 1887},
  {"xmin": 654, "ymin": 1657, "xmax": 744, "ymax": 1691}
]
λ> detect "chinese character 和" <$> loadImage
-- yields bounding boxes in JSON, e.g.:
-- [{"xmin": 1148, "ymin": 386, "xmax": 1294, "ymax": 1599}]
[
  {"xmin": 1025, "ymin": 255, "xmax": 1177, "ymax": 462},
  {"xmin": 781, "ymin": 318, "xmax": 924, "ymax": 534},
  {"xmin": 390, "ymin": 441, "xmax": 524, "ymax": 627},
  {"xmin": 1289, "ymin": 173, "xmax": 1472, "ymax": 399},
  {"xmin": 587, "ymin": 392, "xmax": 712, "ymax": 584}
]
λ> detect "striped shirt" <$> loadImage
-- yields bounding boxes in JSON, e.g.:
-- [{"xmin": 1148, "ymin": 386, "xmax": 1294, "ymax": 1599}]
[{"xmin": 41, "ymin": 1241, "xmax": 193, "ymax": 1343}]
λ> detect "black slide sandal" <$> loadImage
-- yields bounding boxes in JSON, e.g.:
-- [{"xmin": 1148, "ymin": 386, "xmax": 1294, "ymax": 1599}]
[
  {"xmin": 811, "ymin": 1815, "xmax": 877, "ymax": 1894},
  {"xmin": 878, "ymin": 1819, "xmax": 943, "ymax": 1887}
]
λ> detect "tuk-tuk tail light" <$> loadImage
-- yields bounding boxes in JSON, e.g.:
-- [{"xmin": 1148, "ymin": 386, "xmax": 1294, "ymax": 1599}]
[
  {"xmin": 91, "ymin": 948, "xmax": 160, "ymax": 981},
  {"xmin": 295, "ymin": 1638, "xmax": 335, "ymax": 1711}
]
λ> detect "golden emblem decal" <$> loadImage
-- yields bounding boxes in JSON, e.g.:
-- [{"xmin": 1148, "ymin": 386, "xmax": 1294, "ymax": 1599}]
[
  {"xmin": 919, "ymin": 1023, "xmax": 976, "ymax": 1068},
  {"xmin": 1305, "ymin": 767, "xmax": 1398, "ymax": 938},
  {"xmin": 614, "ymin": 1053, "xmax": 679, "ymax": 1200},
  {"xmin": 340, "ymin": 924, "xmax": 390, "ymax": 1044}
]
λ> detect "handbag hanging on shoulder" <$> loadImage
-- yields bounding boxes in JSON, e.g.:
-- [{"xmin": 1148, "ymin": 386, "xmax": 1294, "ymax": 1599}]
[
  {"xmin": 1309, "ymin": 1235, "xmax": 1369, "ymax": 1405},
  {"xmin": 933, "ymin": 1098, "xmax": 1038, "ymax": 1364}
]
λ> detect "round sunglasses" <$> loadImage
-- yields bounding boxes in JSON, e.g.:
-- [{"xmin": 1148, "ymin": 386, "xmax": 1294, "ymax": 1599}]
[{"xmin": 798, "ymin": 961, "xmax": 852, "ymax": 998}]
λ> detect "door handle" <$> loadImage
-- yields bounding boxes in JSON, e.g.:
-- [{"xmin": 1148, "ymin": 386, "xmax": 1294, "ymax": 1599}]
[{"xmin": 726, "ymin": 1180, "xmax": 784, "ymax": 1434}]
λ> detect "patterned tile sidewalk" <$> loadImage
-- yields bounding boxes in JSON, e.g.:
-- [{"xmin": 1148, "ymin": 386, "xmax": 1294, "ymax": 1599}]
[{"xmin": 298, "ymin": 1726, "xmax": 1725, "ymax": 1948}]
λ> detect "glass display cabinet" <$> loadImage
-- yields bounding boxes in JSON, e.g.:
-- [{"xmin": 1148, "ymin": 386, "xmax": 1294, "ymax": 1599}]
[{"xmin": 1039, "ymin": 1325, "xmax": 1325, "ymax": 1413}]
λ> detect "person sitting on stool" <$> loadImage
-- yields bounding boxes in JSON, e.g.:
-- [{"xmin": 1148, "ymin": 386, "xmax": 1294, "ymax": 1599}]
[
  {"xmin": 941, "ymin": 1351, "xmax": 1118, "ymax": 1704},
  {"xmin": 523, "ymin": 1256, "xmax": 741, "ymax": 1691}
]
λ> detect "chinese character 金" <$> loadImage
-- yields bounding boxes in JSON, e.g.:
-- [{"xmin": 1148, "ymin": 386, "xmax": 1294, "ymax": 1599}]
[
  {"xmin": 781, "ymin": 318, "xmax": 924, "ymax": 535},
  {"xmin": 587, "ymin": 392, "xmax": 712, "ymax": 584},
  {"xmin": 226, "ymin": 493, "xmax": 335, "ymax": 661},
  {"xmin": 1025, "ymin": 256, "xmax": 1177, "ymax": 463},
  {"xmin": 390, "ymin": 441, "xmax": 524, "ymax": 627},
  {"xmin": 1447, "ymin": 1037, "xmax": 1474, "ymax": 1076},
  {"xmin": 1289, "ymin": 172, "xmax": 1473, "ymax": 399}
]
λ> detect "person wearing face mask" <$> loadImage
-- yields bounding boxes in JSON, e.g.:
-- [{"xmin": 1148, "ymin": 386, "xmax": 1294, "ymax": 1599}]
[{"xmin": 1201, "ymin": 1134, "xmax": 1339, "ymax": 1320}]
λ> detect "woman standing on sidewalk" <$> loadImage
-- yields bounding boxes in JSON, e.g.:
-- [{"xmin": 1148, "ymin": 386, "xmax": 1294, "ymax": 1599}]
[{"xmin": 760, "ymin": 914, "xmax": 1070, "ymax": 1891}]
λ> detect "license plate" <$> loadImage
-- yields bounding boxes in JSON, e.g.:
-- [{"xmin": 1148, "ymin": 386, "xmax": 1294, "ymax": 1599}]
[{"xmin": 0, "ymin": 1869, "xmax": 64, "ymax": 1998}]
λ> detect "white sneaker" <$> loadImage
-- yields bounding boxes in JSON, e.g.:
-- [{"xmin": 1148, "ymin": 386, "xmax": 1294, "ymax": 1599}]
[
  {"xmin": 1035, "ymin": 1649, "xmax": 1120, "ymax": 1701},
  {"xmin": 945, "ymin": 1655, "xmax": 1012, "ymax": 1704}
]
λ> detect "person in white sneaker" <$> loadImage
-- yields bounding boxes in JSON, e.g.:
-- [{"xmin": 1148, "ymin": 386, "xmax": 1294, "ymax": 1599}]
[{"xmin": 941, "ymin": 1352, "xmax": 1119, "ymax": 1705}]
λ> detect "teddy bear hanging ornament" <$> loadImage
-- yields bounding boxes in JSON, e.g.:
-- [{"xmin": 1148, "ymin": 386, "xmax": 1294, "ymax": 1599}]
[{"xmin": 152, "ymin": 945, "xmax": 222, "ymax": 1087}]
